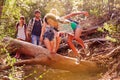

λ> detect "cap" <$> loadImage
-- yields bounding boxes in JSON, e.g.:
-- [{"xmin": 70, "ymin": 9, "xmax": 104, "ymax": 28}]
[
  {"xmin": 34, "ymin": 9, "xmax": 41, "ymax": 14},
  {"xmin": 20, "ymin": 16, "xmax": 25, "ymax": 20}
]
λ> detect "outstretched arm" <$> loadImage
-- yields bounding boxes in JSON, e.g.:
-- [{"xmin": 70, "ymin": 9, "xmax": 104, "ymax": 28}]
[{"xmin": 62, "ymin": 11, "xmax": 89, "ymax": 19}]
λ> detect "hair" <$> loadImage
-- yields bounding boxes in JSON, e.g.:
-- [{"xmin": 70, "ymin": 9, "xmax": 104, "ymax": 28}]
[
  {"xmin": 20, "ymin": 16, "xmax": 25, "ymax": 20},
  {"xmin": 19, "ymin": 16, "xmax": 25, "ymax": 25},
  {"xmin": 44, "ymin": 13, "xmax": 59, "ymax": 30},
  {"xmin": 44, "ymin": 13, "xmax": 57, "ymax": 24},
  {"xmin": 34, "ymin": 9, "xmax": 41, "ymax": 14},
  {"xmin": 50, "ymin": 8, "xmax": 59, "ymax": 16}
]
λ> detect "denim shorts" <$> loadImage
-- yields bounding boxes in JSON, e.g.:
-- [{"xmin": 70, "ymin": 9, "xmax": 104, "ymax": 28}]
[{"xmin": 43, "ymin": 29, "xmax": 54, "ymax": 41}]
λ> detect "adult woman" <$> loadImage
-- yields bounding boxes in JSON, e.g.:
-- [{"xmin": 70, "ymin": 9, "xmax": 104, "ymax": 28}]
[
  {"xmin": 15, "ymin": 16, "xmax": 27, "ymax": 58},
  {"xmin": 61, "ymin": 11, "xmax": 89, "ymax": 57},
  {"xmin": 40, "ymin": 9, "xmax": 60, "ymax": 53}
]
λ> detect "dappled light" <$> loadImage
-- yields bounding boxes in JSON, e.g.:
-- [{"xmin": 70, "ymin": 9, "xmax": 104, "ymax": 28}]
[{"xmin": 0, "ymin": 0, "xmax": 120, "ymax": 80}]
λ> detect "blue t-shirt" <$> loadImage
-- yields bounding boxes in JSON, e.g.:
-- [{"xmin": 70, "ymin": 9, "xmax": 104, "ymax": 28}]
[{"xmin": 32, "ymin": 20, "xmax": 42, "ymax": 36}]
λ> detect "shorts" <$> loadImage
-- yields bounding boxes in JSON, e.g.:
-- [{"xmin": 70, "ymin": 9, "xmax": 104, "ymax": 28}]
[
  {"xmin": 43, "ymin": 30, "xmax": 55, "ymax": 41},
  {"xmin": 73, "ymin": 25, "xmax": 81, "ymax": 32}
]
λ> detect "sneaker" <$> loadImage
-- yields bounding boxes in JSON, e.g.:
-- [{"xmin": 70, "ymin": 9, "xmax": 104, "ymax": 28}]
[{"xmin": 76, "ymin": 55, "xmax": 81, "ymax": 63}]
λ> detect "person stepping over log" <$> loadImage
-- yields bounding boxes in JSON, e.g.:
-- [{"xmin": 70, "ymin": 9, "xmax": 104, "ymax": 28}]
[
  {"xmin": 40, "ymin": 9, "xmax": 61, "ymax": 54},
  {"xmin": 59, "ymin": 11, "xmax": 89, "ymax": 57}
]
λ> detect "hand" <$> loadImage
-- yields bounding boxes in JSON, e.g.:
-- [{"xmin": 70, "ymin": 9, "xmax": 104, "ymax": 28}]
[
  {"xmin": 40, "ymin": 36, "xmax": 43, "ymax": 43},
  {"xmin": 26, "ymin": 32, "xmax": 31, "ymax": 42},
  {"xmin": 84, "ymin": 11, "xmax": 89, "ymax": 17},
  {"xmin": 59, "ymin": 31, "xmax": 65, "ymax": 37}
]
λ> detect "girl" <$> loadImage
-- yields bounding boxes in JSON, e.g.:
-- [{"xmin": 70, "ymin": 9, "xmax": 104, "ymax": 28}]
[
  {"xmin": 15, "ymin": 16, "xmax": 27, "ymax": 58},
  {"xmin": 61, "ymin": 11, "xmax": 89, "ymax": 57},
  {"xmin": 40, "ymin": 8, "xmax": 62, "ymax": 54}
]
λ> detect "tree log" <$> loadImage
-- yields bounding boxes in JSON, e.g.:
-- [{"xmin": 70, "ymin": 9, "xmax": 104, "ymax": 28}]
[
  {"xmin": 0, "ymin": 38, "xmax": 106, "ymax": 74},
  {"xmin": 81, "ymin": 26, "xmax": 100, "ymax": 37}
]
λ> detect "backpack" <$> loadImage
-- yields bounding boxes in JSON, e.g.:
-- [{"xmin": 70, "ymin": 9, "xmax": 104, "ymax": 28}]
[
  {"xmin": 15, "ymin": 22, "xmax": 27, "ymax": 38},
  {"xmin": 31, "ymin": 18, "xmax": 43, "ymax": 25},
  {"xmin": 16, "ymin": 23, "xmax": 27, "ymax": 31}
]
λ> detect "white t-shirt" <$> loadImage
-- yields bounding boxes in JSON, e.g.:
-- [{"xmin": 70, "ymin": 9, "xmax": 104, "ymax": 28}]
[{"xmin": 17, "ymin": 25, "xmax": 26, "ymax": 40}]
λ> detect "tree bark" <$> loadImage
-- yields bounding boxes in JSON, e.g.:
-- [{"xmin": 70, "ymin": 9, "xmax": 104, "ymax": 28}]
[
  {"xmin": 81, "ymin": 26, "xmax": 100, "ymax": 37},
  {"xmin": 0, "ymin": 0, "xmax": 4, "ymax": 18},
  {"xmin": 108, "ymin": 0, "xmax": 114, "ymax": 14},
  {"xmin": 1, "ymin": 38, "xmax": 106, "ymax": 74}
]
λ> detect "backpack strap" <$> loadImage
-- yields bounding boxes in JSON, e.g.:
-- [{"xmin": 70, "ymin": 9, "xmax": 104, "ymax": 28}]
[
  {"xmin": 24, "ymin": 24, "xmax": 27, "ymax": 30},
  {"xmin": 31, "ymin": 18, "xmax": 43, "ymax": 25},
  {"xmin": 31, "ymin": 18, "xmax": 34, "ymax": 24},
  {"xmin": 15, "ymin": 22, "xmax": 19, "ymax": 37},
  {"xmin": 16, "ymin": 22, "xmax": 19, "ymax": 28}
]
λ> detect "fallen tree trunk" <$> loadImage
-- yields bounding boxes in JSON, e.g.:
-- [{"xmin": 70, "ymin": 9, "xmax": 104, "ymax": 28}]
[
  {"xmin": 0, "ymin": 38, "xmax": 106, "ymax": 74},
  {"xmin": 81, "ymin": 26, "xmax": 100, "ymax": 37}
]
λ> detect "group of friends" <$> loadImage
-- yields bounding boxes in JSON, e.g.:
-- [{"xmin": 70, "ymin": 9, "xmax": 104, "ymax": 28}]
[{"xmin": 15, "ymin": 8, "xmax": 89, "ymax": 59}]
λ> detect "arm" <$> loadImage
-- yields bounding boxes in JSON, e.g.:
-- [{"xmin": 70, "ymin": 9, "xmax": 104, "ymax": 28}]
[
  {"xmin": 26, "ymin": 19, "xmax": 33, "ymax": 42},
  {"xmin": 26, "ymin": 19, "xmax": 33, "ymax": 36},
  {"xmin": 62, "ymin": 11, "xmax": 89, "ymax": 19},
  {"xmin": 24, "ymin": 24, "xmax": 28, "ymax": 41},
  {"xmin": 40, "ymin": 21, "xmax": 46, "ymax": 42}
]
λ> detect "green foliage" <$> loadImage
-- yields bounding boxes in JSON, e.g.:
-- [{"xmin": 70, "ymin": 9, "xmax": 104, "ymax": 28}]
[
  {"xmin": 0, "ymin": 0, "xmax": 120, "ymax": 79},
  {"xmin": 97, "ymin": 27, "xmax": 104, "ymax": 33},
  {"xmin": 0, "ymin": 46, "xmax": 17, "ymax": 66},
  {"xmin": 0, "ymin": 45, "xmax": 25, "ymax": 80},
  {"xmin": 98, "ymin": 23, "xmax": 117, "ymax": 34},
  {"xmin": 90, "ymin": 8, "xmax": 99, "ymax": 17},
  {"xmin": 103, "ymin": 23, "xmax": 116, "ymax": 34},
  {"xmin": 1, "ymin": 0, "xmax": 119, "ymax": 40},
  {"xmin": 105, "ymin": 36, "xmax": 117, "ymax": 42},
  {"xmin": 0, "ymin": 0, "xmax": 66, "ymax": 39},
  {"xmin": 98, "ymin": 23, "xmax": 118, "ymax": 42}
]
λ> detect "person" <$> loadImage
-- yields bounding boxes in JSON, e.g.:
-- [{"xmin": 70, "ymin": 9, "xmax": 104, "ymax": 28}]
[
  {"xmin": 15, "ymin": 16, "xmax": 27, "ymax": 58},
  {"xmin": 40, "ymin": 9, "xmax": 60, "ymax": 54},
  {"xmin": 60, "ymin": 11, "xmax": 89, "ymax": 57},
  {"xmin": 27, "ymin": 9, "xmax": 43, "ymax": 45}
]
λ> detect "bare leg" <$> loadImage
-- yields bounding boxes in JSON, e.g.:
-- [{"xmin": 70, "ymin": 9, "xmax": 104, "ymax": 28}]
[
  {"xmin": 74, "ymin": 28, "xmax": 85, "ymax": 49},
  {"xmin": 55, "ymin": 36, "xmax": 61, "ymax": 52},
  {"xmin": 44, "ymin": 38, "xmax": 52, "ymax": 52},
  {"xmin": 50, "ymin": 40, "xmax": 55, "ymax": 54},
  {"xmin": 44, "ymin": 38, "xmax": 55, "ymax": 54},
  {"xmin": 67, "ymin": 34, "xmax": 79, "ymax": 56}
]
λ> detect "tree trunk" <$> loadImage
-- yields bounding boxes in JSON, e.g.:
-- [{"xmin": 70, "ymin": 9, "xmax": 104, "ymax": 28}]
[
  {"xmin": 108, "ymin": 0, "xmax": 114, "ymax": 13},
  {"xmin": 0, "ymin": 0, "xmax": 4, "ymax": 18},
  {"xmin": 1, "ymin": 38, "xmax": 106, "ymax": 74}
]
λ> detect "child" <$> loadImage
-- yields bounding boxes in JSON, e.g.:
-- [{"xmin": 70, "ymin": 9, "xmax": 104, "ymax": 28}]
[{"xmin": 15, "ymin": 16, "xmax": 27, "ymax": 58}]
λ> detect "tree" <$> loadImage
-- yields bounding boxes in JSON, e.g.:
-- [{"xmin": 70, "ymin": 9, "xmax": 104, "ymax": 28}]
[{"xmin": 108, "ymin": 0, "xmax": 114, "ymax": 13}]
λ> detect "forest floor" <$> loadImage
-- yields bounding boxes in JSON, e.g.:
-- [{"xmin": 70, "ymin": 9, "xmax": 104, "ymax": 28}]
[
  {"xmin": 0, "ymin": 10, "xmax": 120, "ymax": 80},
  {"xmin": 58, "ymin": 10, "xmax": 120, "ymax": 80},
  {"xmin": 80, "ymin": 10, "xmax": 120, "ymax": 80}
]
